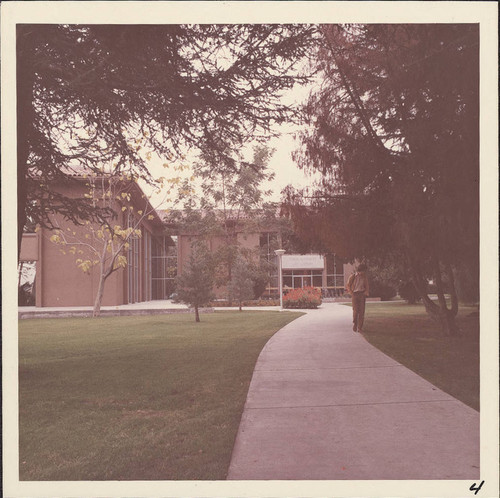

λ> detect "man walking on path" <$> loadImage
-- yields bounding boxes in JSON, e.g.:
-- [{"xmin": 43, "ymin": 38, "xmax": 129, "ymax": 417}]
[{"xmin": 346, "ymin": 263, "xmax": 369, "ymax": 332}]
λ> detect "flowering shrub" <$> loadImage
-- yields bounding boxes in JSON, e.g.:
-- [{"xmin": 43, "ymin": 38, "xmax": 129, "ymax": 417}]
[{"xmin": 283, "ymin": 286, "xmax": 322, "ymax": 309}]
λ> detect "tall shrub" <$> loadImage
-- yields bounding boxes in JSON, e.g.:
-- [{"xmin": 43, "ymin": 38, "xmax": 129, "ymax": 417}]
[
  {"xmin": 229, "ymin": 257, "xmax": 254, "ymax": 311},
  {"xmin": 176, "ymin": 242, "xmax": 215, "ymax": 322}
]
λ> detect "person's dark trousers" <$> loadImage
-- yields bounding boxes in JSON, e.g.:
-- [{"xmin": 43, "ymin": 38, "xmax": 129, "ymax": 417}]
[{"xmin": 352, "ymin": 292, "xmax": 366, "ymax": 331}]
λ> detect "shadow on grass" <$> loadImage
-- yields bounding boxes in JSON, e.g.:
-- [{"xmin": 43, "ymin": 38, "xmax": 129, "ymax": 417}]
[{"xmin": 359, "ymin": 302, "xmax": 479, "ymax": 411}]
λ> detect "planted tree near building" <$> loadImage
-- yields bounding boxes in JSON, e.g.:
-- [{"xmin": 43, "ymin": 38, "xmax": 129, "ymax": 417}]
[
  {"xmin": 176, "ymin": 242, "xmax": 215, "ymax": 322},
  {"xmin": 228, "ymin": 257, "xmax": 255, "ymax": 311},
  {"xmin": 287, "ymin": 24, "xmax": 479, "ymax": 335},
  {"xmin": 17, "ymin": 24, "xmax": 316, "ymax": 257},
  {"xmin": 169, "ymin": 145, "xmax": 279, "ymax": 298},
  {"xmin": 48, "ymin": 172, "xmax": 163, "ymax": 317}
]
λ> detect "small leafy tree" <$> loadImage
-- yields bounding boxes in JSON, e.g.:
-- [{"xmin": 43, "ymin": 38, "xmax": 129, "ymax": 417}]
[
  {"xmin": 169, "ymin": 144, "xmax": 278, "ymax": 299},
  {"xmin": 196, "ymin": 145, "xmax": 276, "ymax": 292},
  {"xmin": 229, "ymin": 257, "xmax": 254, "ymax": 311},
  {"xmin": 48, "ymin": 171, "xmax": 164, "ymax": 317},
  {"xmin": 176, "ymin": 242, "xmax": 215, "ymax": 322},
  {"xmin": 250, "ymin": 263, "xmax": 272, "ymax": 300}
]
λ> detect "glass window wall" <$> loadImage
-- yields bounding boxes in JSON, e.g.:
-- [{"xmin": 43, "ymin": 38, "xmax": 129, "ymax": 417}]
[
  {"xmin": 151, "ymin": 236, "xmax": 177, "ymax": 300},
  {"xmin": 325, "ymin": 254, "xmax": 346, "ymax": 297},
  {"xmin": 282, "ymin": 269, "xmax": 323, "ymax": 290},
  {"xmin": 127, "ymin": 219, "xmax": 141, "ymax": 303}
]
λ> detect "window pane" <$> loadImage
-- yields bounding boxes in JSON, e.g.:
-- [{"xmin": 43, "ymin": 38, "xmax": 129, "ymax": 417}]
[{"xmin": 313, "ymin": 275, "xmax": 322, "ymax": 287}]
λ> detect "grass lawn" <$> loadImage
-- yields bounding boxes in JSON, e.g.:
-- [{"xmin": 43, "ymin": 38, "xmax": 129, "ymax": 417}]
[
  {"xmin": 358, "ymin": 302, "xmax": 479, "ymax": 411},
  {"xmin": 19, "ymin": 311, "xmax": 302, "ymax": 481}
]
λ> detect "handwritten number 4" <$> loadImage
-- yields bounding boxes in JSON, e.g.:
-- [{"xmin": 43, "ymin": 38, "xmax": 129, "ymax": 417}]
[{"xmin": 470, "ymin": 481, "xmax": 484, "ymax": 495}]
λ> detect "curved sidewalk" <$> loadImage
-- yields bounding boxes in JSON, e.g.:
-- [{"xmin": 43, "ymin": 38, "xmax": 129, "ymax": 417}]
[{"xmin": 227, "ymin": 303, "xmax": 479, "ymax": 480}]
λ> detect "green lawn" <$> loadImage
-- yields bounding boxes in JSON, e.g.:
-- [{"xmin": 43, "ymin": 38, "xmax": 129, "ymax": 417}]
[
  {"xmin": 358, "ymin": 302, "xmax": 479, "ymax": 411},
  {"xmin": 19, "ymin": 311, "xmax": 302, "ymax": 481}
]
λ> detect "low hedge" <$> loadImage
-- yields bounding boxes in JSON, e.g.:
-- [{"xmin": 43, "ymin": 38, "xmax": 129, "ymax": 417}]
[
  {"xmin": 369, "ymin": 279, "xmax": 398, "ymax": 301},
  {"xmin": 283, "ymin": 287, "xmax": 322, "ymax": 309},
  {"xmin": 398, "ymin": 281, "xmax": 421, "ymax": 304},
  {"xmin": 209, "ymin": 299, "xmax": 281, "ymax": 307}
]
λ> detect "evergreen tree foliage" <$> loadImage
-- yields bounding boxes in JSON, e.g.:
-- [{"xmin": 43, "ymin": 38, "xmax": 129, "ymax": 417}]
[
  {"xmin": 17, "ymin": 24, "xmax": 316, "ymax": 255},
  {"xmin": 176, "ymin": 241, "xmax": 215, "ymax": 322},
  {"xmin": 286, "ymin": 24, "xmax": 479, "ymax": 335},
  {"xmin": 228, "ymin": 257, "xmax": 254, "ymax": 311}
]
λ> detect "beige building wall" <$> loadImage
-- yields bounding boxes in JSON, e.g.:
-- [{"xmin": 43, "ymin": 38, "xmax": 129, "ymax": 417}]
[
  {"xmin": 20, "ymin": 178, "xmax": 166, "ymax": 308},
  {"xmin": 236, "ymin": 232, "xmax": 260, "ymax": 251},
  {"xmin": 33, "ymin": 179, "xmax": 127, "ymax": 307},
  {"xmin": 19, "ymin": 233, "xmax": 39, "ymax": 261},
  {"xmin": 36, "ymin": 217, "xmax": 126, "ymax": 308}
]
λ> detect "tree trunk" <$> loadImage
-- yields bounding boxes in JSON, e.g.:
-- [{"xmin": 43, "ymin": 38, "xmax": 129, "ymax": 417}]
[
  {"xmin": 194, "ymin": 305, "xmax": 200, "ymax": 322},
  {"xmin": 17, "ymin": 28, "xmax": 36, "ymax": 259},
  {"xmin": 226, "ymin": 259, "xmax": 233, "ymax": 306},
  {"xmin": 93, "ymin": 273, "xmax": 107, "ymax": 317},
  {"xmin": 408, "ymin": 253, "xmax": 459, "ymax": 336},
  {"xmin": 18, "ymin": 261, "xmax": 24, "ymax": 288},
  {"xmin": 437, "ymin": 307, "xmax": 459, "ymax": 336},
  {"xmin": 420, "ymin": 297, "xmax": 459, "ymax": 336},
  {"xmin": 239, "ymin": 300, "xmax": 242, "ymax": 311},
  {"xmin": 432, "ymin": 258, "xmax": 459, "ymax": 336}
]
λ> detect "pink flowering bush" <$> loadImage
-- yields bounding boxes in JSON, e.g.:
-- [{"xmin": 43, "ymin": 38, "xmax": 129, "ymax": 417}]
[{"xmin": 283, "ymin": 286, "xmax": 322, "ymax": 309}]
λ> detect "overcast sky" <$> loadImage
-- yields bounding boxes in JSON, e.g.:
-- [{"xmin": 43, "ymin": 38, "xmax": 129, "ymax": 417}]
[{"xmin": 144, "ymin": 133, "xmax": 317, "ymax": 209}]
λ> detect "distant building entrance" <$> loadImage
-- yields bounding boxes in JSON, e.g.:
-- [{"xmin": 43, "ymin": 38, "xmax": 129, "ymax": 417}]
[
  {"xmin": 262, "ymin": 253, "xmax": 351, "ymax": 298},
  {"xmin": 282, "ymin": 254, "xmax": 324, "ymax": 290}
]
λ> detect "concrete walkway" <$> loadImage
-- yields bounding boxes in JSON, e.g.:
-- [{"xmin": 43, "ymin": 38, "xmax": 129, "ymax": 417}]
[
  {"xmin": 227, "ymin": 303, "xmax": 479, "ymax": 480},
  {"xmin": 18, "ymin": 300, "xmax": 198, "ymax": 319}
]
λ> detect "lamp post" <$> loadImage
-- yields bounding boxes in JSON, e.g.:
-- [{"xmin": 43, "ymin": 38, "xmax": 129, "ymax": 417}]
[{"xmin": 274, "ymin": 249, "xmax": 285, "ymax": 311}]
